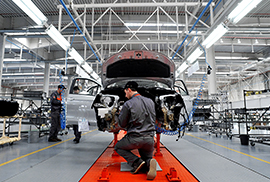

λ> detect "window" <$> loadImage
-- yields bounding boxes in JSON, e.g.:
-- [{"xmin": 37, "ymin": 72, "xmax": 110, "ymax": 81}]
[{"xmin": 70, "ymin": 78, "xmax": 101, "ymax": 96}]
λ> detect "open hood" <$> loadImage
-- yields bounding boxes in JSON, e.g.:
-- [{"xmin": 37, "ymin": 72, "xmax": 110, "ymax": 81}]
[{"xmin": 101, "ymin": 50, "xmax": 175, "ymax": 88}]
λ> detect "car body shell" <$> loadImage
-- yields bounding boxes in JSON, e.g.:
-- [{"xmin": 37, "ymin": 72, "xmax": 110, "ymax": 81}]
[{"xmin": 92, "ymin": 50, "xmax": 190, "ymax": 133}]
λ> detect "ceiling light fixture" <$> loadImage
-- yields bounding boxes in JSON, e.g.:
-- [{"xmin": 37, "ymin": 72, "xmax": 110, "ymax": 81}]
[
  {"xmin": 124, "ymin": 30, "xmax": 202, "ymax": 34},
  {"xmin": 228, "ymin": 0, "xmax": 262, "ymax": 24},
  {"xmin": 187, "ymin": 47, "xmax": 204, "ymax": 64},
  {"xmin": 175, "ymin": 62, "xmax": 188, "ymax": 78},
  {"xmin": 12, "ymin": 0, "xmax": 48, "ymax": 26},
  {"xmin": 81, "ymin": 63, "xmax": 100, "ymax": 81},
  {"xmin": 45, "ymin": 24, "xmax": 70, "ymax": 51},
  {"xmin": 237, "ymin": 39, "xmax": 241, "ymax": 44},
  {"xmin": 68, "ymin": 48, "xmax": 84, "ymax": 64},
  {"xmin": 202, "ymin": 23, "xmax": 229, "ymax": 49},
  {"xmin": 124, "ymin": 23, "xmax": 185, "ymax": 27}
]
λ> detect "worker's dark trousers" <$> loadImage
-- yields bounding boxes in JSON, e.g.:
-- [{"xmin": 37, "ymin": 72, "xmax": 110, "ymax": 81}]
[
  {"xmin": 114, "ymin": 133, "xmax": 154, "ymax": 167},
  {"xmin": 73, "ymin": 124, "xmax": 81, "ymax": 140},
  {"xmin": 49, "ymin": 111, "xmax": 61, "ymax": 139}
]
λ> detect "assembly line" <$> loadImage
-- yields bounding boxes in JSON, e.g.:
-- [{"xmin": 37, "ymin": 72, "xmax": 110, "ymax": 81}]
[{"xmin": 1, "ymin": 0, "xmax": 270, "ymax": 182}]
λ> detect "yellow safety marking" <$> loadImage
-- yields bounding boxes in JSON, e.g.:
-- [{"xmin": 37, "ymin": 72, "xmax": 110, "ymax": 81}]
[
  {"xmin": 0, "ymin": 128, "xmax": 98, "ymax": 167},
  {"xmin": 187, "ymin": 133, "xmax": 270, "ymax": 164}
]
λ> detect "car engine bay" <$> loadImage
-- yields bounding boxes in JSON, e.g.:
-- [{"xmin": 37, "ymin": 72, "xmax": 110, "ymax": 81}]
[{"xmin": 92, "ymin": 86, "xmax": 189, "ymax": 135}]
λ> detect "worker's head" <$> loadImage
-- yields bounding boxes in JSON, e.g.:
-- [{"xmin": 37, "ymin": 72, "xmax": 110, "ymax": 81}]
[
  {"xmin": 124, "ymin": 81, "xmax": 138, "ymax": 99},
  {"xmin": 73, "ymin": 86, "xmax": 80, "ymax": 94},
  {"xmin": 57, "ymin": 85, "xmax": 66, "ymax": 93}
]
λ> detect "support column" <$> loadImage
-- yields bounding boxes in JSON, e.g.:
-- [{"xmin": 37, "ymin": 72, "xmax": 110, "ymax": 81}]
[
  {"xmin": 179, "ymin": 73, "xmax": 186, "ymax": 83},
  {"xmin": 206, "ymin": 46, "xmax": 217, "ymax": 95},
  {"xmin": 0, "ymin": 35, "xmax": 6, "ymax": 95},
  {"xmin": 43, "ymin": 62, "xmax": 50, "ymax": 97}
]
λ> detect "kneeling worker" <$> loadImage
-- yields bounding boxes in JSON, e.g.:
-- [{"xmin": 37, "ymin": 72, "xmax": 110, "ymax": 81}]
[{"xmin": 114, "ymin": 81, "xmax": 157, "ymax": 180}]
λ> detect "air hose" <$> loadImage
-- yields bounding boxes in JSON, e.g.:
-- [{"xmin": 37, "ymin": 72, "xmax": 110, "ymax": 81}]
[
  {"xmin": 155, "ymin": 73, "xmax": 207, "ymax": 136},
  {"xmin": 178, "ymin": 30, "xmax": 212, "ymax": 132},
  {"xmin": 58, "ymin": 29, "xmax": 76, "ymax": 130},
  {"xmin": 155, "ymin": 126, "xmax": 178, "ymax": 135},
  {"xmin": 156, "ymin": 30, "xmax": 212, "ymax": 137},
  {"xmin": 184, "ymin": 73, "xmax": 207, "ymax": 126},
  {"xmin": 59, "ymin": 71, "xmax": 66, "ymax": 130}
]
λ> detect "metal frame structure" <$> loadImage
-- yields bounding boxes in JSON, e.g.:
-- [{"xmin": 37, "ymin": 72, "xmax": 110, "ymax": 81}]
[{"xmin": 0, "ymin": 0, "xmax": 270, "ymax": 100}]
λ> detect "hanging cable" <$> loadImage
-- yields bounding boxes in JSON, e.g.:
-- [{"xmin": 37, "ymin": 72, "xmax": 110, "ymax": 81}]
[
  {"xmin": 59, "ymin": 29, "xmax": 76, "ymax": 130},
  {"xmin": 156, "ymin": 33, "xmax": 211, "ymax": 137},
  {"xmin": 184, "ymin": 73, "xmax": 207, "ymax": 127},
  {"xmin": 171, "ymin": 0, "xmax": 213, "ymax": 60},
  {"xmin": 59, "ymin": 71, "xmax": 66, "ymax": 130},
  {"xmin": 59, "ymin": 0, "xmax": 101, "ymax": 64},
  {"xmin": 177, "ymin": 31, "xmax": 212, "ymax": 135}
]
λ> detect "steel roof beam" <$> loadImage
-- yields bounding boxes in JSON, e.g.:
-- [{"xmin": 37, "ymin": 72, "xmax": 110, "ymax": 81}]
[{"xmin": 58, "ymin": 2, "xmax": 215, "ymax": 9}]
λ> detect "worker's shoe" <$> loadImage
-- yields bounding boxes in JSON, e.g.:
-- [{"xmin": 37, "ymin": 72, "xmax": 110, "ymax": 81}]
[
  {"xmin": 73, "ymin": 138, "xmax": 80, "ymax": 144},
  {"xmin": 147, "ymin": 159, "xmax": 157, "ymax": 180},
  {"xmin": 48, "ymin": 138, "xmax": 57, "ymax": 142},
  {"xmin": 55, "ymin": 138, "xmax": 62, "ymax": 141},
  {"xmin": 131, "ymin": 159, "xmax": 145, "ymax": 174}
]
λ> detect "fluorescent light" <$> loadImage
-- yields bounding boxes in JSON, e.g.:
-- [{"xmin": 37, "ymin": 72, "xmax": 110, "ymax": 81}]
[
  {"xmin": 81, "ymin": 63, "xmax": 93, "ymax": 74},
  {"xmin": 124, "ymin": 23, "xmax": 185, "ymax": 27},
  {"xmin": 228, "ymin": 0, "xmax": 262, "ymax": 24},
  {"xmin": 211, "ymin": 56, "xmax": 250, "ymax": 60},
  {"xmin": 237, "ymin": 39, "xmax": 241, "ymax": 44},
  {"xmin": 68, "ymin": 48, "xmax": 84, "ymax": 64},
  {"xmin": 45, "ymin": 24, "xmax": 70, "ymax": 51},
  {"xmin": 69, "ymin": 48, "xmax": 101, "ymax": 81},
  {"xmin": 81, "ymin": 63, "xmax": 101, "ymax": 81},
  {"xmin": 188, "ymin": 61, "xmax": 199, "ymax": 77},
  {"xmin": 176, "ymin": 62, "xmax": 188, "ymax": 77},
  {"xmin": 12, "ymin": 0, "xmax": 47, "ymax": 26},
  {"xmin": 187, "ymin": 48, "xmax": 203, "ymax": 64},
  {"xmin": 6, "ymin": 32, "xmax": 47, "ymax": 36},
  {"xmin": 124, "ymin": 30, "xmax": 202, "ymax": 34},
  {"xmin": 202, "ymin": 23, "xmax": 229, "ymax": 49}
]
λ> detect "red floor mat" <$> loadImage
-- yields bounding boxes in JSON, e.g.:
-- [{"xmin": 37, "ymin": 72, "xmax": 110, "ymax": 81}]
[{"xmin": 80, "ymin": 131, "xmax": 198, "ymax": 182}]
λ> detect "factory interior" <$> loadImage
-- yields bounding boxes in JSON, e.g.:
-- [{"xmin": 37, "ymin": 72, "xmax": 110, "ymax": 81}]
[{"xmin": 1, "ymin": 0, "xmax": 270, "ymax": 181}]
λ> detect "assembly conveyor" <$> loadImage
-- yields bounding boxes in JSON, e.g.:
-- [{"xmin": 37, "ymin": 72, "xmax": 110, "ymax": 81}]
[{"xmin": 0, "ymin": 125, "xmax": 270, "ymax": 182}]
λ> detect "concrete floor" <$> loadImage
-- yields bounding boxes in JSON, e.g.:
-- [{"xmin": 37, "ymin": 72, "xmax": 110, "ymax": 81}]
[{"xmin": 1, "ymin": 126, "xmax": 270, "ymax": 182}]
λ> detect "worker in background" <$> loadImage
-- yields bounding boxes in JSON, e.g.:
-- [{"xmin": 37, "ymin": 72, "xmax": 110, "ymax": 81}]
[
  {"xmin": 48, "ymin": 85, "xmax": 66, "ymax": 142},
  {"xmin": 114, "ymin": 81, "xmax": 157, "ymax": 180},
  {"xmin": 72, "ymin": 86, "xmax": 82, "ymax": 144},
  {"xmin": 73, "ymin": 86, "xmax": 80, "ymax": 94}
]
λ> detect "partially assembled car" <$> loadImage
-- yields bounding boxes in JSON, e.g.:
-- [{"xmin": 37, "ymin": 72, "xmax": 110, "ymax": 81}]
[
  {"xmin": 66, "ymin": 77, "xmax": 102, "ymax": 127},
  {"xmin": 92, "ymin": 50, "xmax": 190, "ymax": 136}
]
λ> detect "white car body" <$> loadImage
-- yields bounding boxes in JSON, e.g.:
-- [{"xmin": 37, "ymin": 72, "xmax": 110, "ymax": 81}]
[{"xmin": 66, "ymin": 77, "xmax": 102, "ymax": 126}]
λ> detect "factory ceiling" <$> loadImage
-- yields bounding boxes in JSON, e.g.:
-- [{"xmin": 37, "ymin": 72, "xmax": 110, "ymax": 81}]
[{"xmin": 0, "ymin": 0, "xmax": 270, "ymax": 97}]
